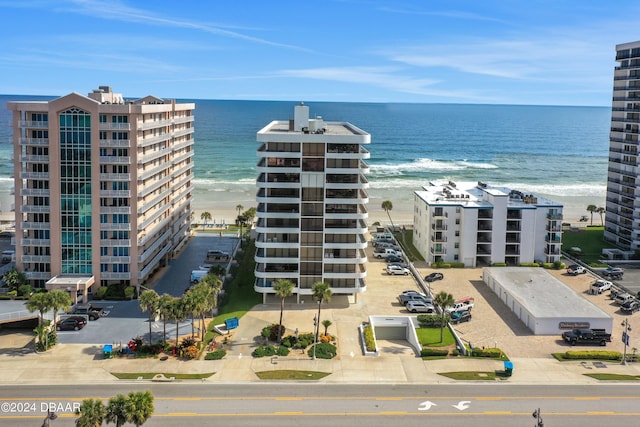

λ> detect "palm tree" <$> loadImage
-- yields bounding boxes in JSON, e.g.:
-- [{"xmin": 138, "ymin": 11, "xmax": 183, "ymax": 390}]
[
  {"xmin": 181, "ymin": 289, "xmax": 199, "ymax": 338},
  {"xmin": 26, "ymin": 292, "xmax": 51, "ymax": 326},
  {"xmin": 124, "ymin": 390, "xmax": 154, "ymax": 427},
  {"xmin": 75, "ymin": 398, "xmax": 105, "ymax": 427},
  {"xmin": 311, "ymin": 281, "xmax": 332, "ymax": 358},
  {"xmin": 157, "ymin": 293, "xmax": 174, "ymax": 343},
  {"xmin": 381, "ymin": 200, "xmax": 395, "ymax": 231},
  {"xmin": 1, "ymin": 268, "xmax": 27, "ymax": 292},
  {"xmin": 322, "ymin": 319, "xmax": 332, "ymax": 336},
  {"xmin": 139, "ymin": 289, "xmax": 159, "ymax": 345},
  {"xmin": 49, "ymin": 289, "xmax": 72, "ymax": 334},
  {"xmin": 273, "ymin": 279, "xmax": 295, "ymax": 343},
  {"xmin": 105, "ymin": 394, "xmax": 128, "ymax": 427},
  {"xmin": 596, "ymin": 206, "xmax": 605, "ymax": 226},
  {"xmin": 171, "ymin": 297, "xmax": 188, "ymax": 351},
  {"xmin": 586, "ymin": 204, "xmax": 597, "ymax": 226},
  {"xmin": 200, "ymin": 211, "xmax": 212, "ymax": 227},
  {"xmin": 236, "ymin": 204, "xmax": 244, "ymax": 217},
  {"xmin": 190, "ymin": 279, "xmax": 217, "ymax": 341},
  {"xmin": 433, "ymin": 291, "xmax": 455, "ymax": 343}
]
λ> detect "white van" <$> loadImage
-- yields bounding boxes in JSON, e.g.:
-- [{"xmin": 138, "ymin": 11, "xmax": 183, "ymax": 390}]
[{"xmin": 614, "ymin": 292, "xmax": 634, "ymax": 306}]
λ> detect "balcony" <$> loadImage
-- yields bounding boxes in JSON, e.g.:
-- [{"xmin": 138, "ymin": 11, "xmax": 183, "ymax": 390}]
[
  {"xmin": 431, "ymin": 223, "xmax": 448, "ymax": 231},
  {"xmin": 18, "ymin": 120, "xmax": 48, "ymax": 128},
  {"xmin": 99, "ymin": 123, "xmax": 131, "ymax": 131},
  {"xmin": 19, "ymin": 137, "xmax": 49, "ymax": 146}
]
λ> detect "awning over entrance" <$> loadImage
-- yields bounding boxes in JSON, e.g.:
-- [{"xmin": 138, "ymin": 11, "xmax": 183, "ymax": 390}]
[{"xmin": 45, "ymin": 275, "xmax": 95, "ymax": 304}]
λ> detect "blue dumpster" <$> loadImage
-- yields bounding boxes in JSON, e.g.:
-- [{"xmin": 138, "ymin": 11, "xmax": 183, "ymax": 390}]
[
  {"xmin": 103, "ymin": 344, "xmax": 113, "ymax": 359},
  {"xmin": 503, "ymin": 361, "xmax": 513, "ymax": 377}
]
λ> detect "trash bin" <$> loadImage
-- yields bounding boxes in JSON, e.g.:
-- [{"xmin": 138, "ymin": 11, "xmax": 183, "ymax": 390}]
[
  {"xmin": 503, "ymin": 361, "xmax": 513, "ymax": 377},
  {"xmin": 103, "ymin": 344, "xmax": 113, "ymax": 359}
]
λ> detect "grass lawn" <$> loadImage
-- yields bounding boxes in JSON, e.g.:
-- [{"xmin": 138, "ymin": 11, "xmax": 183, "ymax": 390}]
[
  {"xmin": 416, "ymin": 327, "xmax": 456, "ymax": 347},
  {"xmin": 255, "ymin": 370, "xmax": 330, "ymax": 380},
  {"xmin": 438, "ymin": 371, "xmax": 508, "ymax": 381},
  {"xmin": 204, "ymin": 239, "xmax": 262, "ymax": 343},
  {"xmin": 111, "ymin": 372, "xmax": 215, "ymax": 380},
  {"xmin": 584, "ymin": 373, "xmax": 640, "ymax": 381},
  {"xmin": 561, "ymin": 226, "xmax": 611, "ymax": 266},
  {"xmin": 395, "ymin": 229, "xmax": 425, "ymax": 262}
]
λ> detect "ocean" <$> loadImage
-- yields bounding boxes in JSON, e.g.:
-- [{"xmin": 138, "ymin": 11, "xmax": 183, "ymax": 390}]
[{"xmin": 0, "ymin": 96, "xmax": 610, "ymax": 220}]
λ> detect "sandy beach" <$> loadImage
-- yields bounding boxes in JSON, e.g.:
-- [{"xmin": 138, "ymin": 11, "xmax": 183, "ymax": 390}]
[{"xmin": 190, "ymin": 187, "xmax": 605, "ymax": 230}]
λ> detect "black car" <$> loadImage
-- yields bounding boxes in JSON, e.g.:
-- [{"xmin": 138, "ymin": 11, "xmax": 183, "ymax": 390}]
[
  {"xmin": 425, "ymin": 272, "xmax": 444, "ymax": 282},
  {"xmin": 450, "ymin": 310, "xmax": 472, "ymax": 324},
  {"xmin": 386, "ymin": 255, "xmax": 404, "ymax": 263},
  {"xmin": 56, "ymin": 316, "xmax": 87, "ymax": 331}
]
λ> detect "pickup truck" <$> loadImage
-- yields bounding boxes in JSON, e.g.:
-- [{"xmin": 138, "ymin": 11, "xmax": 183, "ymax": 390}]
[
  {"xmin": 69, "ymin": 303, "xmax": 104, "ymax": 321},
  {"xmin": 445, "ymin": 297, "xmax": 475, "ymax": 313},
  {"xmin": 562, "ymin": 328, "xmax": 611, "ymax": 346},
  {"xmin": 373, "ymin": 248, "xmax": 402, "ymax": 259}
]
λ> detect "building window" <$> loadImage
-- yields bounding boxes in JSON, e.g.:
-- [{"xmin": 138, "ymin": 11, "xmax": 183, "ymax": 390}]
[{"xmin": 455, "ymin": 231, "xmax": 460, "ymax": 237}]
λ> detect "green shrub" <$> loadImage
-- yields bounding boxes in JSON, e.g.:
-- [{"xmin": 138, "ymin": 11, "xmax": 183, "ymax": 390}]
[
  {"xmin": 416, "ymin": 314, "xmax": 449, "ymax": 328},
  {"xmin": 420, "ymin": 348, "xmax": 449, "ymax": 357},
  {"xmin": 308, "ymin": 342, "xmax": 337, "ymax": 359},
  {"xmin": 492, "ymin": 262, "xmax": 507, "ymax": 267},
  {"xmin": 362, "ymin": 324, "xmax": 376, "ymax": 352},
  {"xmin": 519, "ymin": 263, "xmax": 540, "ymax": 267},
  {"xmin": 542, "ymin": 262, "xmax": 554, "ymax": 269},
  {"xmin": 553, "ymin": 260, "xmax": 565, "ymax": 270},
  {"xmin": 93, "ymin": 286, "xmax": 108, "ymax": 300},
  {"xmin": 276, "ymin": 346, "xmax": 290, "ymax": 356},
  {"xmin": 17, "ymin": 284, "xmax": 33, "ymax": 297},
  {"xmin": 294, "ymin": 333, "xmax": 315, "ymax": 349},
  {"xmin": 180, "ymin": 336, "xmax": 197, "ymax": 349},
  {"xmin": 261, "ymin": 324, "xmax": 285, "ymax": 342},
  {"xmin": 471, "ymin": 347, "xmax": 504, "ymax": 358},
  {"xmin": 449, "ymin": 262, "xmax": 465, "ymax": 268},
  {"xmin": 252, "ymin": 345, "xmax": 277, "ymax": 358},
  {"xmin": 563, "ymin": 350, "xmax": 621, "ymax": 360},
  {"xmin": 205, "ymin": 350, "xmax": 226, "ymax": 360},
  {"xmin": 124, "ymin": 286, "xmax": 136, "ymax": 299},
  {"xmin": 431, "ymin": 262, "xmax": 452, "ymax": 268}
]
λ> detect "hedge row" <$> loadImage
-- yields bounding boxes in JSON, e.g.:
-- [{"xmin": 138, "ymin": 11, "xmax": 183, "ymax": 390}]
[
  {"xmin": 563, "ymin": 350, "xmax": 622, "ymax": 360},
  {"xmin": 362, "ymin": 324, "xmax": 376, "ymax": 352},
  {"xmin": 416, "ymin": 314, "xmax": 450, "ymax": 328},
  {"xmin": 470, "ymin": 347, "xmax": 504, "ymax": 358},
  {"xmin": 205, "ymin": 350, "xmax": 227, "ymax": 360},
  {"xmin": 429, "ymin": 262, "xmax": 465, "ymax": 269},
  {"xmin": 420, "ymin": 348, "xmax": 449, "ymax": 357},
  {"xmin": 252, "ymin": 345, "xmax": 290, "ymax": 358}
]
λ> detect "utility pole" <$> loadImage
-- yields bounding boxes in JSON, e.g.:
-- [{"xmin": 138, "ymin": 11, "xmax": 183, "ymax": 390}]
[
  {"xmin": 532, "ymin": 408, "xmax": 543, "ymax": 427},
  {"xmin": 622, "ymin": 318, "xmax": 632, "ymax": 365}
]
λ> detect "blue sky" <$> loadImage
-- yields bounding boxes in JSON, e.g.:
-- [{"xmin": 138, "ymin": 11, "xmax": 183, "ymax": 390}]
[{"xmin": 0, "ymin": 0, "xmax": 638, "ymax": 105}]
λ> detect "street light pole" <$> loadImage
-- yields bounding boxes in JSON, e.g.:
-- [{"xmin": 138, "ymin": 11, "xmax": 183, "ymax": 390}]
[
  {"xmin": 532, "ymin": 408, "xmax": 543, "ymax": 427},
  {"xmin": 41, "ymin": 410, "xmax": 57, "ymax": 427},
  {"xmin": 622, "ymin": 318, "xmax": 632, "ymax": 365}
]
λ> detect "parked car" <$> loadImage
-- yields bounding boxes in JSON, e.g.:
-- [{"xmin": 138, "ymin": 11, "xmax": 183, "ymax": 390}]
[
  {"xmin": 56, "ymin": 316, "xmax": 87, "ymax": 331},
  {"xmin": 445, "ymin": 296, "xmax": 475, "ymax": 313},
  {"xmin": 621, "ymin": 300, "xmax": 640, "ymax": 313},
  {"xmin": 387, "ymin": 265, "xmax": 410, "ymax": 276},
  {"xmin": 590, "ymin": 279, "xmax": 612, "ymax": 294},
  {"xmin": 398, "ymin": 294, "xmax": 433, "ymax": 306},
  {"xmin": 567, "ymin": 265, "xmax": 587, "ymax": 275},
  {"xmin": 386, "ymin": 254, "xmax": 405, "ymax": 263},
  {"xmin": 373, "ymin": 249, "xmax": 402, "ymax": 259},
  {"xmin": 615, "ymin": 292, "xmax": 635, "ymax": 306},
  {"xmin": 406, "ymin": 301, "xmax": 436, "ymax": 313},
  {"xmin": 425, "ymin": 272, "xmax": 444, "ymax": 282},
  {"xmin": 450, "ymin": 310, "xmax": 472, "ymax": 324},
  {"xmin": 400, "ymin": 290, "xmax": 426, "ymax": 297},
  {"xmin": 602, "ymin": 266, "xmax": 624, "ymax": 279},
  {"xmin": 387, "ymin": 262, "xmax": 409, "ymax": 269}
]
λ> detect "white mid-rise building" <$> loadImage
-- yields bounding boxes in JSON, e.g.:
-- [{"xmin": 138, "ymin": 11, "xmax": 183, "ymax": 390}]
[
  {"xmin": 413, "ymin": 181, "xmax": 563, "ymax": 267},
  {"xmin": 8, "ymin": 86, "xmax": 194, "ymax": 301},
  {"xmin": 605, "ymin": 40, "xmax": 640, "ymax": 252},
  {"xmin": 255, "ymin": 103, "xmax": 370, "ymax": 302}
]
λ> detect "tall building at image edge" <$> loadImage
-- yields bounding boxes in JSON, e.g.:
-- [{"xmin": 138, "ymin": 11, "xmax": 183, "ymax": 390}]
[
  {"xmin": 605, "ymin": 40, "xmax": 640, "ymax": 253},
  {"xmin": 255, "ymin": 103, "xmax": 370, "ymax": 303},
  {"xmin": 8, "ymin": 86, "xmax": 194, "ymax": 302},
  {"xmin": 413, "ymin": 181, "xmax": 563, "ymax": 267}
]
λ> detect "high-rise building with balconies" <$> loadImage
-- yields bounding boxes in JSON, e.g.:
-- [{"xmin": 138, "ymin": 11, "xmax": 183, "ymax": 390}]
[
  {"xmin": 8, "ymin": 86, "xmax": 194, "ymax": 302},
  {"xmin": 255, "ymin": 103, "xmax": 370, "ymax": 302},
  {"xmin": 605, "ymin": 41, "xmax": 640, "ymax": 252}
]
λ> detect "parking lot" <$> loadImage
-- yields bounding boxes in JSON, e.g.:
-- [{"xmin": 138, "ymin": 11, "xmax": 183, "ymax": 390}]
[{"xmin": 54, "ymin": 234, "xmax": 240, "ymax": 345}]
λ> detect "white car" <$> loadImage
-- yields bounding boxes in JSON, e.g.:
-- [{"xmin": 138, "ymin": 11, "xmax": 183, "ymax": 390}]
[
  {"xmin": 400, "ymin": 290, "xmax": 426, "ymax": 297},
  {"xmin": 387, "ymin": 265, "xmax": 410, "ymax": 275},
  {"xmin": 591, "ymin": 279, "xmax": 612, "ymax": 294},
  {"xmin": 406, "ymin": 301, "xmax": 436, "ymax": 313}
]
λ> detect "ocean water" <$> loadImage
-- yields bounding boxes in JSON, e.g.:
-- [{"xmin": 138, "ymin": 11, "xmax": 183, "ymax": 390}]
[{"xmin": 0, "ymin": 96, "xmax": 610, "ymax": 216}]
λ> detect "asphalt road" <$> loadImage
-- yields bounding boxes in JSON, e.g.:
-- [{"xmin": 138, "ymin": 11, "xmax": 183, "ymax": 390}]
[{"xmin": 0, "ymin": 383, "xmax": 638, "ymax": 426}]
